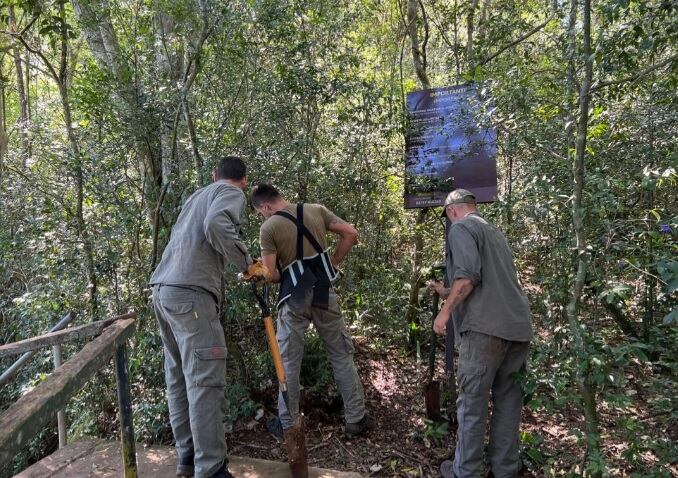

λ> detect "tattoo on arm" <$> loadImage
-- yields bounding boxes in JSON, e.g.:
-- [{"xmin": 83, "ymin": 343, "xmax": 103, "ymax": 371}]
[{"xmin": 444, "ymin": 280, "xmax": 474, "ymax": 312}]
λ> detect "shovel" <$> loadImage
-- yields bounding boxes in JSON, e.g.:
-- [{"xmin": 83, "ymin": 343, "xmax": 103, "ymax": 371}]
[{"xmin": 251, "ymin": 283, "xmax": 308, "ymax": 478}]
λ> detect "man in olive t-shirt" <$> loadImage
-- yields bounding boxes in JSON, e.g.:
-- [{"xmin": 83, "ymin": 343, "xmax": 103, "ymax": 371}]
[
  {"xmin": 251, "ymin": 183, "xmax": 371, "ymax": 438},
  {"xmin": 259, "ymin": 202, "xmax": 340, "ymax": 268},
  {"xmin": 430, "ymin": 189, "xmax": 533, "ymax": 478}
]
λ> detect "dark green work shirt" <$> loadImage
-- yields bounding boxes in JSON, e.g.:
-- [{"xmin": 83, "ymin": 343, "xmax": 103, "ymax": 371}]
[{"xmin": 446, "ymin": 213, "xmax": 533, "ymax": 342}]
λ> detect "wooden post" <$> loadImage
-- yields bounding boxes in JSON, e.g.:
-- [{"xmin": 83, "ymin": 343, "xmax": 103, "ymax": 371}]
[
  {"xmin": 52, "ymin": 344, "xmax": 66, "ymax": 448},
  {"xmin": 115, "ymin": 343, "xmax": 138, "ymax": 478}
]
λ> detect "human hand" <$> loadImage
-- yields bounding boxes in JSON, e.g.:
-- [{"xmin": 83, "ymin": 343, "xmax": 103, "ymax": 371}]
[
  {"xmin": 428, "ymin": 280, "xmax": 445, "ymax": 296},
  {"xmin": 433, "ymin": 310, "xmax": 448, "ymax": 336},
  {"xmin": 241, "ymin": 260, "xmax": 271, "ymax": 282}
]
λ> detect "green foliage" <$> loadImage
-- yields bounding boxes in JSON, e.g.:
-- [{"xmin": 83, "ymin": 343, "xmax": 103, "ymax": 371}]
[
  {"xmin": 520, "ymin": 431, "xmax": 547, "ymax": 470},
  {"xmin": 299, "ymin": 332, "xmax": 334, "ymax": 394},
  {"xmin": 422, "ymin": 418, "xmax": 449, "ymax": 441},
  {"xmin": 0, "ymin": 0, "xmax": 676, "ymax": 475}
]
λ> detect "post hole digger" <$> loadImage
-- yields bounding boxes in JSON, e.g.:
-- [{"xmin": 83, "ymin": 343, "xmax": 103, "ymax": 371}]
[
  {"xmin": 424, "ymin": 264, "xmax": 459, "ymax": 427},
  {"xmin": 250, "ymin": 280, "xmax": 308, "ymax": 478},
  {"xmin": 424, "ymin": 265, "xmax": 445, "ymax": 422}
]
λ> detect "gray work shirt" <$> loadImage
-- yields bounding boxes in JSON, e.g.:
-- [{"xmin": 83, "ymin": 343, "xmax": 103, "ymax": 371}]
[
  {"xmin": 446, "ymin": 213, "xmax": 533, "ymax": 343},
  {"xmin": 149, "ymin": 180, "xmax": 252, "ymax": 299}
]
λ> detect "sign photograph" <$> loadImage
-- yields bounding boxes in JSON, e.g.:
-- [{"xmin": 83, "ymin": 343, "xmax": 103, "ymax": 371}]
[{"xmin": 404, "ymin": 84, "xmax": 498, "ymax": 208}]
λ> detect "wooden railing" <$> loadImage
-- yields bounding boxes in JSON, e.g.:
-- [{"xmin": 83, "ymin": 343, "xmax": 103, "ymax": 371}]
[
  {"xmin": 0, "ymin": 312, "xmax": 138, "ymax": 477},
  {"xmin": 0, "ymin": 312, "xmax": 77, "ymax": 448}
]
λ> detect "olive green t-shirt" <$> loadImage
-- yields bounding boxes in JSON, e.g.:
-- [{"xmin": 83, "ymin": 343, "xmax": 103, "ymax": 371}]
[
  {"xmin": 446, "ymin": 213, "xmax": 533, "ymax": 342},
  {"xmin": 260, "ymin": 203, "xmax": 342, "ymax": 269}
]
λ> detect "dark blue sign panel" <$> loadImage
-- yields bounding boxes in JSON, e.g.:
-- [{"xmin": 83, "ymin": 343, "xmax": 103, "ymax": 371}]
[{"xmin": 404, "ymin": 84, "xmax": 498, "ymax": 208}]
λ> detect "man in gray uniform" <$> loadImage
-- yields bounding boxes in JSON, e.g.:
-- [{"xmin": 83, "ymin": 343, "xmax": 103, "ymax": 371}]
[
  {"xmin": 150, "ymin": 157, "xmax": 266, "ymax": 478},
  {"xmin": 430, "ymin": 189, "xmax": 533, "ymax": 478}
]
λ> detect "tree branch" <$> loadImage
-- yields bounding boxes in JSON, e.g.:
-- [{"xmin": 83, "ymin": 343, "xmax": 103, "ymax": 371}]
[
  {"xmin": 476, "ymin": 13, "xmax": 556, "ymax": 68},
  {"xmin": 591, "ymin": 54, "xmax": 678, "ymax": 92},
  {"xmin": 3, "ymin": 163, "xmax": 75, "ymax": 217},
  {"xmin": 1, "ymin": 29, "xmax": 61, "ymax": 84},
  {"xmin": 150, "ymin": 181, "xmax": 170, "ymax": 272}
]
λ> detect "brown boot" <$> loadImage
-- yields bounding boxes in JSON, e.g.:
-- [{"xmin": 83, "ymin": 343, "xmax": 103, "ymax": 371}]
[{"xmin": 283, "ymin": 417, "xmax": 308, "ymax": 478}]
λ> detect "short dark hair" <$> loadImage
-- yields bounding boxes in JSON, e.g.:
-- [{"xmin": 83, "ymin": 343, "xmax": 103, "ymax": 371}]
[
  {"xmin": 215, "ymin": 156, "xmax": 247, "ymax": 180},
  {"xmin": 251, "ymin": 183, "xmax": 282, "ymax": 208}
]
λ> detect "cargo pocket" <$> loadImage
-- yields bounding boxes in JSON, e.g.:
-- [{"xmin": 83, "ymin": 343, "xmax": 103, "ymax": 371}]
[
  {"xmin": 458, "ymin": 363, "xmax": 487, "ymax": 395},
  {"xmin": 164, "ymin": 301, "xmax": 198, "ymax": 333},
  {"xmin": 341, "ymin": 330, "xmax": 355, "ymax": 355},
  {"xmin": 193, "ymin": 346, "xmax": 228, "ymax": 387}
]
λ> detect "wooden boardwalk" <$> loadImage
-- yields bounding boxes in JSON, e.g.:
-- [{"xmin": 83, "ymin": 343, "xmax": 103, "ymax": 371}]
[{"xmin": 16, "ymin": 439, "xmax": 362, "ymax": 478}]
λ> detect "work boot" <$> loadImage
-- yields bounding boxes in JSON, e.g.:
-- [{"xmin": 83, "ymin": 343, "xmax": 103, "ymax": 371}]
[
  {"xmin": 210, "ymin": 465, "xmax": 235, "ymax": 478},
  {"xmin": 267, "ymin": 415, "xmax": 284, "ymax": 440},
  {"xmin": 439, "ymin": 460, "xmax": 457, "ymax": 478},
  {"xmin": 176, "ymin": 453, "xmax": 194, "ymax": 477},
  {"xmin": 344, "ymin": 414, "xmax": 375, "ymax": 438}
]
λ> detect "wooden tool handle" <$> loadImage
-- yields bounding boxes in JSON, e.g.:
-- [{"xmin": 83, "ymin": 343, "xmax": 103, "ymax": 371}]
[{"xmin": 263, "ymin": 315, "xmax": 287, "ymax": 384}]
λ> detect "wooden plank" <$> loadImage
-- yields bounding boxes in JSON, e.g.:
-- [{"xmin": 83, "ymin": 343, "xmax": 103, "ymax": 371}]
[
  {"xmin": 16, "ymin": 440, "xmax": 365, "ymax": 477},
  {"xmin": 0, "ymin": 318, "xmax": 136, "ymax": 466},
  {"xmin": 0, "ymin": 313, "xmax": 135, "ymax": 358}
]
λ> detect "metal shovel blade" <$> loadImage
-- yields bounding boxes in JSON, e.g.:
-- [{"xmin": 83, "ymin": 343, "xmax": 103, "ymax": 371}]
[
  {"xmin": 284, "ymin": 415, "xmax": 308, "ymax": 478},
  {"xmin": 424, "ymin": 379, "xmax": 442, "ymax": 421}
]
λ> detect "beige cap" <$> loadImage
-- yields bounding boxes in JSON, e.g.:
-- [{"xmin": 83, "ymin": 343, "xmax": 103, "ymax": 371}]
[{"xmin": 441, "ymin": 189, "xmax": 476, "ymax": 216}]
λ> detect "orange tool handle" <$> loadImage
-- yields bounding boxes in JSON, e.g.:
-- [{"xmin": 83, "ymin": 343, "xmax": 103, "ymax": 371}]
[{"xmin": 263, "ymin": 315, "xmax": 287, "ymax": 385}]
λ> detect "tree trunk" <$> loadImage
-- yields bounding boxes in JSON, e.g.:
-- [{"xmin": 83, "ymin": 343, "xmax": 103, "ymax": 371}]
[
  {"xmin": 155, "ymin": 9, "xmax": 182, "ymax": 186},
  {"xmin": 8, "ymin": 6, "xmax": 30, "ymax": 167},
  {"xmin": 453, "ymin": 0, "xmax": 462, "ymax": 80},
  {"xmin": 407, "ymin": 0, "xmax": 431, "ymax": 89},
  {"xmin": 643, "ymin": 113, "xmax": 656, "ymax": 342},
  {"xmin": 564, "ymin": 0, "xmax": 604, "ymax": 472},
  {"xmin": 60, "ymin": 82, "xmax": 99, "ymax": 321},
  {"xmin": 71, "ymin": 0, "xmax": 166, "ymax": 262},
  {"xmin": 465, "ymin": 0, "xmax": 480, "ymax": 68},
  {"xmin": 405, "ymin": 0, "xmax": 432, "ymax": 348},
  {"xmin": 0, "ymin": 66, "xmax": 7, "ymax": 177},
  {"xmin": 404, "ymin": 208, "xmax": 428, "ymax": 348},
  {"xmin": 57, "ymin": 2, "xmax": 99, "ymax": 321},
  {"xmin": 71, "ymin": 0, "xmax": 209, "ymax": 268}
]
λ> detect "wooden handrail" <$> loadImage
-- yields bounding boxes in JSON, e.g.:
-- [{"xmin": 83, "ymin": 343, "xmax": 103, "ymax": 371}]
[
  {"xmin": 0, "ymin": 312, "xmax": 136, "ymax": 358},
  {"xmin": 0, "ymin": 317, "xmax": 137, "ymax": 468},
  {"xmin": 0, "ymin": 312, "xmax": 76, "ymax": 388}
]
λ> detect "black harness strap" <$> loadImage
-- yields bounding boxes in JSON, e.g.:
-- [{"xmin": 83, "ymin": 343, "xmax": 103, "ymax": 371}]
[
  {"xmin": 274, "ymin": 204, "xmax": 325, "ymax": 257},
  {"xmin": 296, "ymin": 203, "xmax": 303, "ymax": 259},
  {"xmin": 274, "ymin": 204, "xmax": 334, "ymax": 310}
]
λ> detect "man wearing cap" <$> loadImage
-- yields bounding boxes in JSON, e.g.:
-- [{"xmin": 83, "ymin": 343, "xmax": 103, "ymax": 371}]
[{"xmin": 429, "ymin": 189, "xmax": 533, "ymax": 478}]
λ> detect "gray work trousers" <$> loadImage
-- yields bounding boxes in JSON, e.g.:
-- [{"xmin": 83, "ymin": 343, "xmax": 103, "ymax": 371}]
[
  {"xmin": 277, "ymin": 289, "xmax": 365, "ymax": 429},
  {"xmin": 453, "ymin": 331, "xmax": 529, "ymax": 478},
  {"xmin": 152, "ymin": 285, "xmax": 228, "ymax": 478}
]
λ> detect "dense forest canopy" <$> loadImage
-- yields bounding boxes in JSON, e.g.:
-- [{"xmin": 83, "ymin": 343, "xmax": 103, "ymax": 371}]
[{"xmin": 0, "ymin": 0, "xmax": 675, "ymax": 476}]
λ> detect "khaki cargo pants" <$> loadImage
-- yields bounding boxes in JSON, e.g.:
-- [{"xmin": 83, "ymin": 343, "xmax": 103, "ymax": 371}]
[
  {"xmin": 152, "ymin": 285, "xmax": 228, "ymax": 478},
  {"xmin": 277, "ymin": 289, "xmax": 365, "ymax": 429},
  {"xmin": 453, "ymin": 331, "xmax": 529, "ymax": 478}
]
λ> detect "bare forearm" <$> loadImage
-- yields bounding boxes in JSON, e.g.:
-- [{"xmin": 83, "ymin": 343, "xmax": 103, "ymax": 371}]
[
  {"xmin": 440, "ymin": 279, "xmax": 474, "ymax": 316},
  {"xmin": 262, "ymin": 254, "xmax": 281, "ymax": 283},
  {"xmin": 331, "ymin": 234, "xmax": 356, "ymax": 267},
  {"xmin": 269, "ymin": 269, "xmax": 281, "ymax": 283}
]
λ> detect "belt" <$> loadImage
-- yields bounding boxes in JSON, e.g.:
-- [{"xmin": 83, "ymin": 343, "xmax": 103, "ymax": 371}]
[{"xmin": 154, "ymin": 283, "xmax": 219, "ymax": 304}]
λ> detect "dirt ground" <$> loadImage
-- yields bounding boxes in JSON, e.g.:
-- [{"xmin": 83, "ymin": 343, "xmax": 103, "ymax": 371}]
[{"xmin": 229, "ymin": 337, "xmax": 677, "ymax": 478}]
